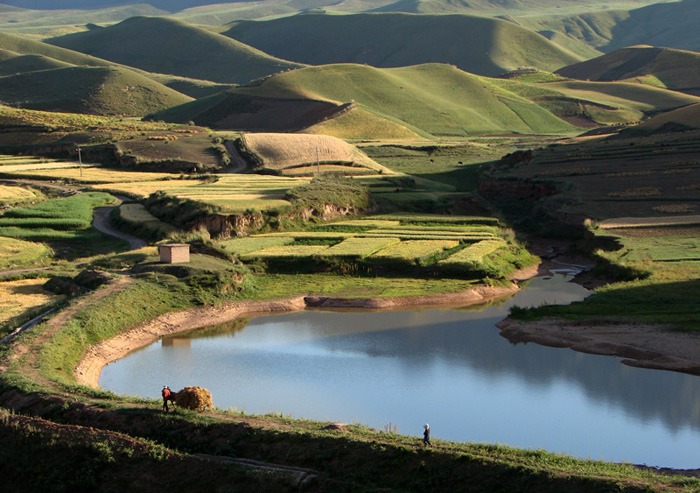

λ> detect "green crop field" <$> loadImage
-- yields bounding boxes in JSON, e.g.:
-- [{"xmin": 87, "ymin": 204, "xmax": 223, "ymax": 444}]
[
  {"xmin": 370, "ymin": 239, "xmax": 460, "ymax": 262},
  {"xmin": 220, "ymin": 236, "xmax": 295, "ymax": 256},
  {"xmin": 0, "ymin": 192, "xmax": 116, "ymax": 241},
  {"xmin": 240, "ymin": 244, "xmax": 329, "ymax": 259},
  {"xmin": 0, "ymin": 236, "xmax": 48, "ymax": 267},
  {"xmin": 439, "ymin": 239, "xmax": 507, "ymax": 267},
  {"xmin": 318, "ymin": 236, "xmax": 400, "ymax": 258}
]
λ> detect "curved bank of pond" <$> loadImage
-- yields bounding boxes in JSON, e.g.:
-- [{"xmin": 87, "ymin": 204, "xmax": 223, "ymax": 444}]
[{"xmin": 99, "ymin": 274, "xmax": 700, "ymax": 469}]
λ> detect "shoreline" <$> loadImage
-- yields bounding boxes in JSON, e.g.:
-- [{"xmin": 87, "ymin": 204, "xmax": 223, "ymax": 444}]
[
  {"xmin": 497, "ymin": 318, "xmax": 700, "ymax": 376},
  {"xmin": 75, "ymin": 283, "xmax": 519, "ymax": 388}
]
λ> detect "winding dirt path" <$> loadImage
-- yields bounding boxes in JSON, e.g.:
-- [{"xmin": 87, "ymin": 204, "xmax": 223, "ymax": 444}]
[{"xmin": 92, "ymin": 206, "xmax": 147, "ymax": 251}]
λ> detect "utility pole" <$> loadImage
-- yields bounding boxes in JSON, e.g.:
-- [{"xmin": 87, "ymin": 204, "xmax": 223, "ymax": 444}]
[
  {"xmin": 316, "ymin": 147, "xmax": 320, "ymax": 175},
  {"xmin": 77, "ymin": 146, "xmax": 82, "ymax": 178}
]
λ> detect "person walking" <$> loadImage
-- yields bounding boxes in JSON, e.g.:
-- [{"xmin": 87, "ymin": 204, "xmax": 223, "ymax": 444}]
[
  {"xmin": 162, "ymin": 385, "xmax": 172, "ymax": 413},
  {"xmin": 423, "ymin": 423, "xmax": 432, "ymax": 447}
]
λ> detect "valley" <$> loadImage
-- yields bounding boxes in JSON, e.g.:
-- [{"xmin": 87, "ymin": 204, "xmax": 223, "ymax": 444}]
[{"xmin": 1, "ymin": 0, "xmax": 700, "ymax": 490}]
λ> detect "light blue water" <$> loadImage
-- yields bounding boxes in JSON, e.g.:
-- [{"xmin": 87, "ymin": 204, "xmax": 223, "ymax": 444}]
[{"xmin": 100, "ymin": 274, "xmax": 700, "ymax": 468}]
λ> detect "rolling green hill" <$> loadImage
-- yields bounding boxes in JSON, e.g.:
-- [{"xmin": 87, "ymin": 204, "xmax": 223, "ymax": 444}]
[
  {"xmin": 556, "ymin": 46, "xmax": 700, "ymax": 94},
  {"xmin": 46, "ymin": 16, "xmax": 304, "ymax": 84},
  {"xmin": 0, "ymin": 65, "xmax": 192, "ymax": 115},
  {"xmin": 0, "ymin": 53, "xmax": 73, "ymax": 75},
  {"xmin": 623, "ymin": 102, "xmax": 700, "ymax": 135},
  {"xmin": 517, "ymin": 0, "xmax": 700, "ymax": 54},
  {"xmin": 152, "ymin": 63, "xmax": 579, "ymax": 137},
  {"xmin": 223, "ymin": 12, "xmax": 583, "ymax": 77},
  {"xmin": 0, "ymin": 30, "xmax": 113, "ymax": 67}
]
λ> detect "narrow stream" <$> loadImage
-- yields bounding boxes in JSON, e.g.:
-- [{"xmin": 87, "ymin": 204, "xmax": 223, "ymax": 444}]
[{"xmin": 100, "ymin": 274, "xmax": 700, "ymax": 468}]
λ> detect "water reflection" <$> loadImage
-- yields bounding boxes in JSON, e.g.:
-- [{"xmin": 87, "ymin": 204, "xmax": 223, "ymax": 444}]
[{"xmin": 100, "ymin": 275, "xmax": 700, "ymax": 468}]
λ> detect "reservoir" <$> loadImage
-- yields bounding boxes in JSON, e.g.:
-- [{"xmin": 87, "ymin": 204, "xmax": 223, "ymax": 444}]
[{"xmin": 100, "ymin": 274, "xmax": 700, "ymax": 469}]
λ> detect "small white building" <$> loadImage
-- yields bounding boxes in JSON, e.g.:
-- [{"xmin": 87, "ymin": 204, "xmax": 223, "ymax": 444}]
[{"xmin": 158, "ymin": 243, "xmax": 190, "ymax": 264}]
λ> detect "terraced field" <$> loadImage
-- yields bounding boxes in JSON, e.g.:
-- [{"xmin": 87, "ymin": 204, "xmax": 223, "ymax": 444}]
[{"xmin": 224, "ymin": 216, "xmax": 530, "ymax": 277}]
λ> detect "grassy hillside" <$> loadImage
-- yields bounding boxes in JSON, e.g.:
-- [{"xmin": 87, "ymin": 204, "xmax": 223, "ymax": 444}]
[
  {"xmin": 0, "ymin": 65, "xmax": 192, "ymax": 116},
  {"xmin": 0, "ymin": 53, "xmax": 73, "ymax": 75},
  {"xmin": 223, "ymin": 12, "xmax": 583, "ymax": 77},
  {"xmin": 518, "ymin": 0, "xmax": 700, "ymax": 54},
  {"xmin": 556, "ymin": 46, "xmax": 700, "ymax": 93},
  {"xmin": 154, "ymin": 63, "xmax": 579, "ymax": 137},
  {"xmin": 46, "ymin": 16, "xmax": 304, "ymax": 84},
  {"xmin": 0, "ymin": 4, "xmax": 167, "ymax": 33},
  {"xmin": 0, "ymin": 31, "xmax": 113, "ymax": 67},
  {"xmin": 623, "ymin": 102, "xmax": 700, "ymax": 135}
]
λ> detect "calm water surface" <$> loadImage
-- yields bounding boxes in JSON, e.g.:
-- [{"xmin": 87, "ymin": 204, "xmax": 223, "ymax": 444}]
[{"xmin": 100, "ymin": 274, "xmax": 700, "ymax": 468}]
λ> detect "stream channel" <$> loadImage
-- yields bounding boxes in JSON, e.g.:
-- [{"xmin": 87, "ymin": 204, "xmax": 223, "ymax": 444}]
[{"xmin": 100, "ymin": 273, "xmax": 700, "ymax": 469}]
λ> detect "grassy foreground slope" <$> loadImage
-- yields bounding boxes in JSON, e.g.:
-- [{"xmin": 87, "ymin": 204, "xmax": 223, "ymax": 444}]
[
  {"xmin": 0, "ymin": 65, "xmax": 192, "ymax": 116},
  {"xmin": 46, "ymin": 16, "xmax": 304, "ymax": 84},
  {"xmin": 154, "ymin": 63, "xmax": 577, "ymax": 137},
  {"xmin": 557, "ymin": 46, "xmax": 700, "ymax": 94},
  {"xmin": 223, "ymin": 12, "xmax": 583, "ymax": 77}
]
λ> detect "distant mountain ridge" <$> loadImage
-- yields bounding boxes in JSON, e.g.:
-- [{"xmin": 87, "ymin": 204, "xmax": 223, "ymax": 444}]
[
  {"xmin": 224, "ymin": 12, "xmax": 583, "ymax": 77},
  {"xmin": 46, "ymin": 16, "xmax": 304, "ymax": 84},
  {"xmin": 557, "ymin": 46, "xmax": 700, "ymax": 94}
]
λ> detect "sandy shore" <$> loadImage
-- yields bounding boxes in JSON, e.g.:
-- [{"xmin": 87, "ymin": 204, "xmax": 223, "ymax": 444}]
[
  {"xmin": 497, "ymin": 318, "xmax": 700, "ymax": 376},
  {"xmin": 75, "ymin": 284, "xmax": 518, "ymax": 388}
]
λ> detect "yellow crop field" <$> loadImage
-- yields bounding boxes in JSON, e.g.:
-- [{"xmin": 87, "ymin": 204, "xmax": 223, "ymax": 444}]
[
  {"xmin": 599, "ymin": 215, "xmax": 700, "ymax": 229},
  {"xmin": 18, "ymin": 168, "xmax": 173, "ymax": 184},
  {"xmin": 241, "ymin": 133, "xmax": 391, "ymax": 174},
  {"xmin": 95, "ymin": 174, "xmax": 310, "ymax": 212},
  {"xmin": 0, "ymin": 162, "xmax": 88, "ymax": 173},
  {"xmin": 0, "ymin": 278, "xmax": 59, "ymax": 325},
  {"xmin": 0, "ymin": 185, "xmax": 38, "ymax": 204}
]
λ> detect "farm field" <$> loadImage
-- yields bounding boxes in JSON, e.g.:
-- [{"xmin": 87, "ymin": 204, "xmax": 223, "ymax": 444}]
[
  {"xmin": 0, "ymin": 277, "xmax": 59, "ymax": 326},
  {"xmin": 229, "ymin": 217, "xmax": 531, "ymax": 278},
  {"xmin": 0, "ymin": 236, "xmax": 48, "ymax": 268}
]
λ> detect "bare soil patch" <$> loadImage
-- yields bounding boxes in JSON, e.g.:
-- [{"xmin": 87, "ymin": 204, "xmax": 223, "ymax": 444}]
[{"xmin": 497, "ymin": 318, "xmax": 700, "ymax": 376}]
